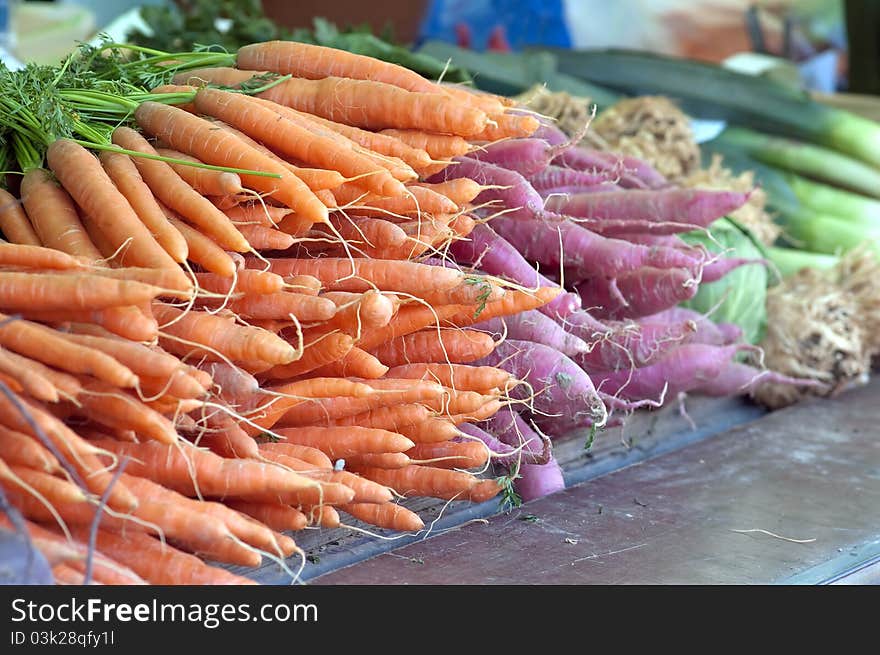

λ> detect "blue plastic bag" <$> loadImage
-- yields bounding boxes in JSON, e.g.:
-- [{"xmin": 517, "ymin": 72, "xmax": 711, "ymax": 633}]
[{"xmin": 419, "ymin": 0, "xmax": 571, "ymax": 52}]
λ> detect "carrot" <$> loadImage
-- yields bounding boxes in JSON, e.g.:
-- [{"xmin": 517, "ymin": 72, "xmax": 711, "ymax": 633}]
[
  {"xmin": 90, "ymin": 440, "xmax": 325, "ymax": 500},
  {"xmin": 354, "ymin": 464, "xmax": 479, "ymax": 500},
  {"xmin": 0, "ymin": 314, "xmax": 138, "ymax": 388},
  {"xmin": 261, "ymin": 332, "xmax": 354, "ymax": 380},
  {"xmin": 229, "ymin": 222, "xmax": 294, "ymax": 251},
  {"xmin": 271, "ymin": 426, "xmax": 414, "ymax": 459},
  {"xmin": 372, "ymin": 328, "xmax": 496, "ymax": 367},
  {"xmin": 98, "ymin": 149, "xmax": 190, "ymax": 263},
  {"xmin": 319, "ymin": 216, "xmax": 407, "ymax": 254},
  {"xmin": 340, "ymin": 502, "xmax": 424, "ymax": 532},
  {"xmin": 379, "ymin": 129, "xmax": 472, "ymax": 160},
  {"xmin": 0, "ymin": 188, "xmax": 41, "ymax": 246},
  {"xmin": 0, "ymin": 271, "xmax": 164, "ymax": 312},
  {"xmin": 134, "ymin": 102, "xmax": 328, "ymax": 226},
  {"xmin": 163, "ymin": 214, "xmax": 237, "ymax": 277},
  {"xmin": 194, "ymin": 270, "xmax": 284, "ymax": 297},
  {"xmin": 111, "ymin": 127, "xmax": 250, "ymax": 253},
  {"xmin": 55, "ymin": 331, "xmax": 185, "ymax": 383},
  {"xmin": 0, "ymin": 349, "xmax": 59, "ymax": 402},
  {"xmin": 449, "ymin": 213, "xmax": 476, "ymax": 239},
  {"xmin": 222, "ymin": 202, "xmax": 293, "ymax": 228},
  {"xmin": 236, "ymin": 41, "xmax": 447, "ymax": 95},
  {"xmin": 190, "ymin": 425, "xmax": 260, "ymax": 462},
  {"xmin": 284, "ymin": 274, "xmax": 322, "ymax": 295},
  {"xmin": 0, "ymin": 242, "xmax": 87, "ymax": 271},
  {"xmin": 30, "ymin": 306, "xmax": 159, "ymax": 343},
  {"xmin": 407, "ymin": 440, "xmax": 489, "ymax": 469},
  {"xmin": 297, "ymin": 504, "xmax": 340, "ymax": 528},
  {"xmin": 45, "ymin": 139, "xmax": 185, "ymax": 277},
  {"xmin": 465, "ymin": 478, "xmax": 503, "ymax": 503},
  {"xmin": 308, "ymin": 347, "xmax": 389, "ymax": 379},
  {"xmin": 224, "ymin": 501, "xmax": 308, "ymax": 533},
  {"xmin": 321, "ymin": 290, "xmax": 396, "ymax": 336},
  {"xmin": 155, "ymin": 147, "xmax": 244, "ymax": 196},
  {"xmin": 414, "ymin": 179, "xmax": 483, "ymax": 207},
  {"xmin": 342, "ymin": 452, "xmax": 411, "ymax": 469},
  {"xmin": 228, "ymin": 292, "xmax": 336, "ymax": 322},
  {"xmin": 76, "ymin": 380, "xmax": 179, "ymax": 444},
  {"xmin": 473, "ymin": 111, "xmax": 541, "ymax": 140},
  {"xmin": 332, "ymin": 183, "xmax": 459, "ymax": 215},
  {"xmin": 1, "ymin": 465, "xmax": 89, "ymax": 505},
  {"xmin": 394, "ymin": 417, "xmax": 460, "ymax": 444},
  {"xmin": 69, "ymin": 528, "xmax": 257, "ymax": 585},
  {"xmin": 385, "ymin": 363, "xmax": 512, "ymax": 394},
  {"xmin": 0, "ymin": 425, "xmax": 60, "ymax": 473},
  {"xmin": 191, "ymin": 88, "xmax": 405, "ymax": 197},
  {"xmin": 328, "ymin": 403, "xmax": 433, "ymax": 432},
  {"xmin": 442, "ymin": 286, "xmax": 563, "ymax": 329},
  {"xmin": 52, "ymin": 564, "xmax": 93, "ymax": 585},
  {"xmin": 259, "ymin": 442, "xmax": 333, "ymax": 469},
  {"xmin": 152, "ymin": 304, "xmax": 298, "ymax": 366}
]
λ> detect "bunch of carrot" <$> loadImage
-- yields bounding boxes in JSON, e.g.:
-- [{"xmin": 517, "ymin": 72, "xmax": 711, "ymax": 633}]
[{"xmin": 0, "ymin": 41, "xmax": 567, "ymax": 585}]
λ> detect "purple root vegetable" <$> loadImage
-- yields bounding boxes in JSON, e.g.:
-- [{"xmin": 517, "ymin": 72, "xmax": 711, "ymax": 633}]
[
  {"xmin": 599, "ymin": 390, "xmax": 667, "ymax": 411},
  {"xmin": 574, "ymin": 217, "xmax": 713, "ymax": 237},
  {"xmin": 475, "ymin": 339, "xmax": 607, "ymax": 435},
  {"xmin": 544, "ymin": 188, "xmax": 749, "ymax": 229},
  {"xmin": 716, "ymin": 323, "xmax": 744, "ymax": 344},
  {"xmin": 553, "ymin": 147, "xmax": 668, "ymax": 189},
  {"xmin": 609, "ymin": 232, "xmax": 694, "ymax": 250},
  {"xmin": 447, "ymin": 222, "xmax": 581, "ymax": 319},
  {"xmin": 539, "ymin": 183, "xmax": 623, "ymax": 196},
  {"xmin": 515, "ymin": 458, "xmax": 566, "ymax": 502},
  {"xmin": 467, "ymin": 138, "xmax": 573, "ymax": 178},
  {"xmin": 693, "ymin": 361, "xmax": 828, "ymax": 397},
  {"xmin": 591, "ymin": 342, "xmax": 759, "ymax": 402},
  {"xmin": 427, "ymin": 157, "xmax": 550, "ymax": 221},
  {"xmin": 575, "ymin": 266, "xmax": 700, "ymax": 320},
  {"xmin": 699, "ymin": 256, "xmax": 768, "ymax": 283},
  {"xmin": 571, "ymin": 319, "xmax": 700, "ymax": 372},
  {"xmin": 639, "ymin": 308, "xmax": 743, "ymax": 346},
  {"xmin": 492, "ymin": 216, "xmax": 702, "ymax": 281},
  {"xmin": 473, "ymin": 310, "xmax": 590, "ymax": 357},
  {"xmin": 457, "ymin": 422, "xmax": 551, "ymax": 468},
  {"xmin": 529, "ymin": 165, "xmax": 617, "ymax": 192}
]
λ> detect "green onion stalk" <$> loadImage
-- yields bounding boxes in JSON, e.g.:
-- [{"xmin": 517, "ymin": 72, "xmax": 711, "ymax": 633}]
[
  {"xmin": 782, "ymin": 171, "xmax": 880, "ymax": 226},
  {"xmin": 712, "ymin": 126, "xmax": 880, "ymax": 200}
]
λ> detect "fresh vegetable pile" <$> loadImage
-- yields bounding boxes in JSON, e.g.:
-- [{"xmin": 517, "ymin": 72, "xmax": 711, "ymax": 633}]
[{"xmin": 0, "ymin": 34, "xmax": 830, "ymax": 586}]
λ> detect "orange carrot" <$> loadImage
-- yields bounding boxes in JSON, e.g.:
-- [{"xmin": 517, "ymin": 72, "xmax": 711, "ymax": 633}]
[
  {"xmin": 0, "ymin": 314, "xmax": 138, "ymax": 388},
  {"xmin": 354, "ymin": 465, "xmax": 479, "ymax": 500},
  {"xmin": 0, "ymin": 243, "xmax": 88, "ymax": 274},
  {"xmin": 0, "ymin": 425, "xmax": 60, "ymax": 473},
  {"xmin": 385, "ymin": 363, "xmax": 511, "ymax": 394},
  {"xmin": 0, "ymin": 349, "xmax": 59, "ymax": 402},
  {"xmin": 442, "ymin": 286, "xmax": 563, "ymax": 329},
  {"xmin": 297, "ymin": 504, "xmax": 340, "ymax": 528},
  {"xmin": 307, "ymin": 347, "xmax": 389, "ymax": 379},
  {"xmin": 0, "ymin": 271, "xmax": 164, "ymax": 312},
  {"xmin": 261, "ymin": 332, "xmax": 353, "ymax": 379},
  {"xmin": 194, "ymin": 269, "xmax": 285, "ymax": 295},
  {"xmin": 45, "ymin": 139, "xmax": 185, "ymax": 277},
  {"xmin": 342, "ymin": 452, "xmax": 411, "ymax": 469},
  {"xmin": 407, "ymin": 440, "xmax": 489, "ymax": 469},
  {"xmin": 0, "ymin": 188, "xmax": 41, "ymax": 246},
  {"xmin": 371, "ymin": 328, "xmax": 496, "ymax": 367},
  {"xmin": 259, "ymin": 442, "xmax": 333, "ymax": 469},
  {"xmin": 76, "ymin": 380, "xmax": 179, "ymax": 444},
  {"xmin": 98, "ymin": 149, "xmax": 190, "ymax": 263},
  {"xmin": 70, "ymin": 528, "xmax": 257, "ymax": 585},
  {"xmin": 271, "ymin": 426, "xmax": 414, "ymax": 459},
  {"xmin": 155, "ymin": 147, "xmax": 244, "ymax": 196},
  {"xmin": 134, "ymin": 101, "xmax": 328, "ymax": 226},
  {"xmin": 340, "ymin": 502, "xmax": 424, "ymax": 532},
  {"xmin": 224, "ymin": 501, "xmax": 307, "ymax": 533},
  {"xmin": 163, "ymin": 213, "xmax": 237, "ymax": 277},
  {"xmin": 379, "ymin": 129, "xmax": 472, "ymax": 160},
  {"xmin": 14, "ymin": 168, "xmax": 101, "ymax": 262},
  {"xmin": 332, "ymin": 183, "xmax": 459, "ymax": 216},
  {"xmin": 413, "ymin": 179, "xmax": 483, "ymax": 207},
  {"xmin": 228, "ymin": 292, "xmax": 336, "ymax": 322},
  {"xmin": 191, "ymin": 87, "xmax": 405, "ymax": 197},
  {"xmin": 222, "ymin": 202, "xmax": 293, "ymax": 228},
  {"xmin": 112, "ymin": 127, "xmax": 250, "ymax": 253},
  {"xmin": 230, "ymin": 222, "xmax": 294, "ymax": 251}
]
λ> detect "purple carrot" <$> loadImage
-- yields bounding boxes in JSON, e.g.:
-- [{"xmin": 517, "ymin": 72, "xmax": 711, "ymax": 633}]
[
  {"xmin": 475, "ymin": 339, "xmax": 606, "ymax": 435},
  {"xmin": 544, "ymin": 188, "xmax": 749, "ymax": 229},
  {"xmin": 473, "ymin": 310, "xmax": 590, "ymax": 357},
  {"xmin": 572, "ymin": 319, "xmax": 700, "ymax": 373},
  {"xmin": 447, "ymin": 222, "xmax": 581, "ymax": 318},
  {"xmin": 640, "ymin": 308, "xmax": 742, "ymax": 345},
  {"xmin": 693, "ymin": 361, "xmax": 828, "ymax": 397},
  {"xmin": 716, "ymin": 323, "xmax": 744, "ymax": 344},
  {"xmin": 539, "ymin": 183, "xmax": 623, "ymax": 197},
  {"xmin": 467, "ymin": 138, "xmax": 572, "ymax": 178},
  {"xmin": 515, "ymin": 458, "xmax": 566, "ymax": 502},
  {"xmin": 609, "ymin": 231, "xmax": 694, "ymax": 249},
  {"xmin": 492, "ymin": 216, "xmax": 702, "ymax": 281},
  {"xmin": 553, "ymin": 147, "xmax": 668, "ymax": 189},
  {"xmin": 427, "ymin": 157, "xmax": 549, "ymax": 221},
  {"xmin": 599, "ymin": 390, "xmax": 667, "ymax": 411},
  {"xmin": 699, "ymin": 256, "xmax": 768, "ymax": 283},
  {"xmin": 575, "ymin": 266, "xmax": 700, "ymax": 320},
  {"xmin": 457, "ymin": 422, "xmax": 551, "ymax": 468},
  {"xmin": 529, "ymin": 165, "xmax": 617, "ymax": 192},
  {"xmin": 574, "ymin": 217, "xmax": 712, "ymax": 237},
  {"xmin": 592, "ymin": 342, "xmax": 758, "ymax": 402},
  {"xmin": 532, "ymin": 119, "xmax": 572, "ymax": 146}
]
